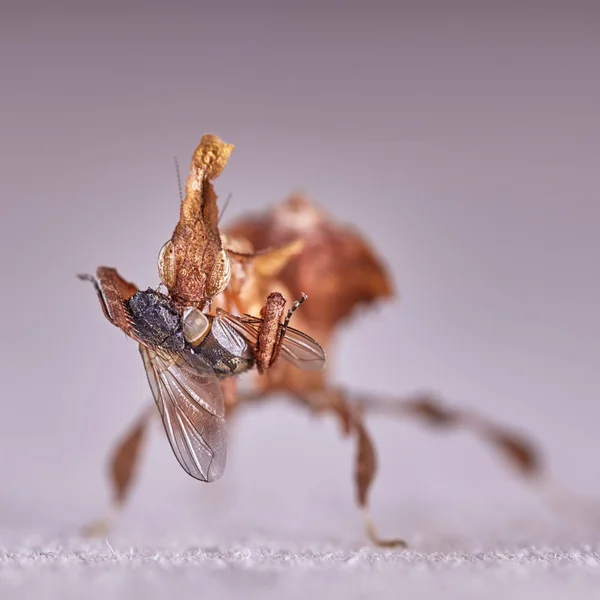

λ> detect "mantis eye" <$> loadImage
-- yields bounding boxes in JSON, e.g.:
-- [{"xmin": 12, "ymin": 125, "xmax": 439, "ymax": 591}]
[
  {"xmin": 158, "ymin": 240, "xmax": 176, "ymax": 289},
  {"xmin": 206, "ymin": 249, "xmax": 231, "ymax": 298},
  {"xmin": 182, "ymin": 307, "xmax": 210, "ymax": 345}
]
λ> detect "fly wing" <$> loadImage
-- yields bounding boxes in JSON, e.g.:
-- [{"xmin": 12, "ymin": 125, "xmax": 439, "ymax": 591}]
[
  {"xmin": 140, "ymin": 345, "xmax": 226, "ymax": 482},
  {"xmin": 215, "ymin": 310, "xmax": 326, "ymax": 371}
]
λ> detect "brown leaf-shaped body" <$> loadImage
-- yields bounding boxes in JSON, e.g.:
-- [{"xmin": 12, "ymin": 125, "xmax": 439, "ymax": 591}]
[
  {"xmin": 226, "ymin": 195, "xmax": 394, "ymax": 337},
  {"xmin": 224, "ymin": 195, "xmax": 394, "ymax": 394}
]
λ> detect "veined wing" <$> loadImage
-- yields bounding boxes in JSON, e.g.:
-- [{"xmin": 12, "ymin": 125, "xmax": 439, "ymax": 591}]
[
  {"xmin": 140, "ymin": 345, "xmax": 226, "ymax": 482},
  {"xmin": 215, "ymin": 309, "xmax": 326, "ymax": 371}
]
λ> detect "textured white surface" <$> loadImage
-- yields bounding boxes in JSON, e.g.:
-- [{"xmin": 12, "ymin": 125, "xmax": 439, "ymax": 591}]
[
  {"xmin": 2, "ymin": 535, "xmax": 600, "ymax": 600},
  {"xmin": 3, "ymin": 403, "xmax": 600, "ymax": 599}
]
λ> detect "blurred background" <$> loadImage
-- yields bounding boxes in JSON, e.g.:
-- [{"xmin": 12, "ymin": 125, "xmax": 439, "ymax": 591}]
[{"xmin": 1, "ymin": 1, "xmax": 599, "ymax": 546}]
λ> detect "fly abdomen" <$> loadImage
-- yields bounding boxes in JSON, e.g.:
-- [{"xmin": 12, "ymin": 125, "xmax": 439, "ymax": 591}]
[{"xmin": 190, "ymin": 325, "xmax": 255, "ymax": 379}]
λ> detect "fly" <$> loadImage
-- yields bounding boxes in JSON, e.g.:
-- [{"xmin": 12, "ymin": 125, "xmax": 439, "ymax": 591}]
[{"xmin": 79, "ymin": 269, "xmax": 325, "ymax": 482}]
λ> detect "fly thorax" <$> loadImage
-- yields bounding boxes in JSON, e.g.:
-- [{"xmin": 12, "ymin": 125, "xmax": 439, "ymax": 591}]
[{"xmin": 127, "ymin": 289, "xmax": 185, "ymax": 351}]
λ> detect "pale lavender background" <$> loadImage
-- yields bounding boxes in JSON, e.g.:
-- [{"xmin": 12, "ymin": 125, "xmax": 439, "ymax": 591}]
[{"xmin": 1, "ymin": 2, "xmax": 600, "ymax": 593}]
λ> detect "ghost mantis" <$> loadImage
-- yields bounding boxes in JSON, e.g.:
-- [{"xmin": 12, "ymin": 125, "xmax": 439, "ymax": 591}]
[{"xmin": 80, "ymin": 135, "xmax": 588, "ymax": 548}]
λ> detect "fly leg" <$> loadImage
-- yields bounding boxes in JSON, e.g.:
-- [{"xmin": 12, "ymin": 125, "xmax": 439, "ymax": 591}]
[{"xmin": 82, "ymin": 405, "xmax": 154, "ymax": 536}]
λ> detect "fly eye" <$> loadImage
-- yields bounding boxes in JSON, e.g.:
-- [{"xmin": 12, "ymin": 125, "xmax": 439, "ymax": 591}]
[
  {"xmin": 158, "ymin": 240, "xmax": 176, "ymax": 289},
  {"xmin": 182, "ymin": 307, "xmax": 210, "ymax": 345}
]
